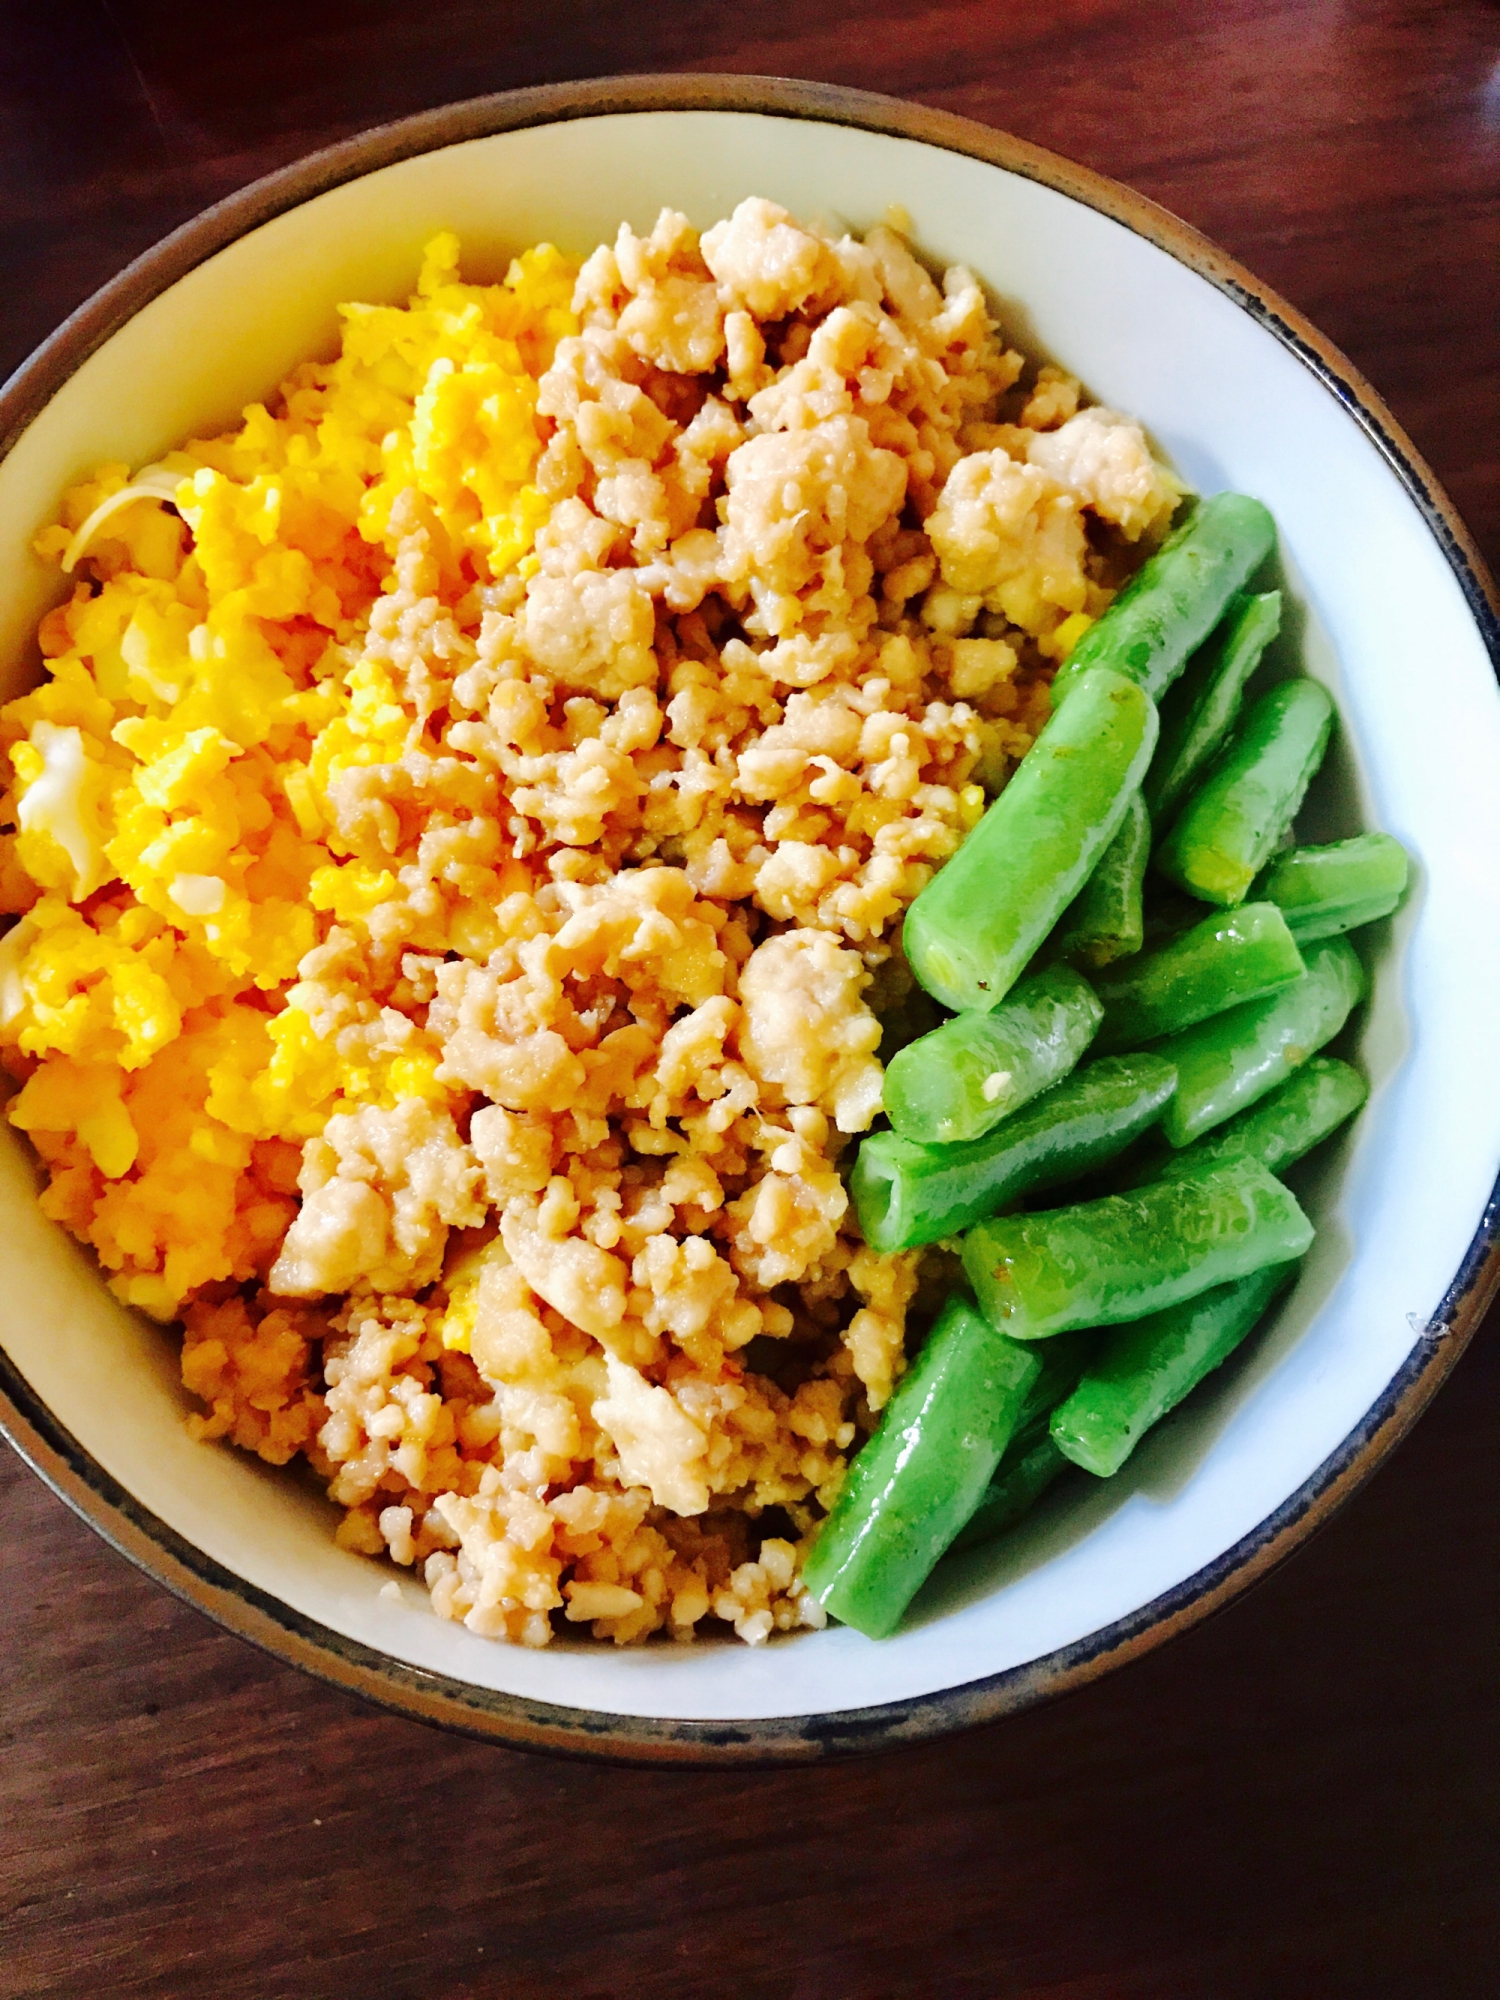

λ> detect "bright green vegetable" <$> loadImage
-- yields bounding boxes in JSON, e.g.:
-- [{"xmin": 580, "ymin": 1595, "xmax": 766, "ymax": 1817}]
[
  {"xmin": 1052, "ymin": 792, "xmax": 1152, "ymax": 968},
  {"xmin": 801, "ymin": 1296, "xmax": 1056, "ymax": 1638},
  {"xmin": 1052, "ymin": 493, "xmax": 1276, "ymax": 707},
  {"xmin": 1144, "ymin": 589, "xmax": 1282, "ymax": 822},
  {"xmin": 884, "ymin": 964, "xmax": 1103, "ymax": 1147},
  {"xmin": 947, "ymin": 1433, "xmax": 1073, "ymax": 1557},
  {"xmin": 1253, "ymin": 832, "xmax": 1411, "ymax": 942},
  {"xmin": 1156, "ymin": 678, "xmax": 1335, "ymax": 906},
  {"xmin": 961, "ymin": 1156, "xmax": 1314, "ymax": 1342},
  {"xmin": 943, "ymin": 1327, "xmax": 1096, "ymax": 1556},
  {"xmin": 904, "ymin": 667, "xmax": 1158, "ymax": 1012},
  {"xmin": 1050, "ymin": 1262, "xmax": 1296, "ymax": 1477},
  {"xmin": 1092, "ymin": 901, "xmax": 1305, "ymax": 1052},
  {"xmin": 1140, "ymin": 886, "xmax": 1209, "ymax": 950},
  {"xmin": 1137, "ymin": 1055, "xmax": 1367, "ymax": 1185},
  {"xmin": 851, "ymin": 1053, "xmax": 1178, "ymax": 1254},
  {"xmin": 1156, "ymin": 935, "xmax": 1366, "ymax": 1148},
  {"xmin": 1009, "ymin": 1328, "xmax": 1098, "ymax": 1436}
]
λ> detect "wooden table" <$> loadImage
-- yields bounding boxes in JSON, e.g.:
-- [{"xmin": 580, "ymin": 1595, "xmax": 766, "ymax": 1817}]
[{"xmin": 3, "ymin": 4, "xmax": 1497, "ymax": 1993}]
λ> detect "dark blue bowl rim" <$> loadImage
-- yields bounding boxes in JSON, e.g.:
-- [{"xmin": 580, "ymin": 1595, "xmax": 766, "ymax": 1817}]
[{"xmin": 1, "ymin": 73, "xmax": 1497, "ymax": 1767}]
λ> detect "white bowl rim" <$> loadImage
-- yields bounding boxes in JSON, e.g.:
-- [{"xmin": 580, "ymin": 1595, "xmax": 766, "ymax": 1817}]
[{"xmin": 1, "ymin": 72, "xmax": 1497, "ymax": 1766}]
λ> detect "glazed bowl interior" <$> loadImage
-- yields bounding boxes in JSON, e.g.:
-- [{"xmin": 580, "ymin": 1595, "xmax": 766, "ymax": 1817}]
[{"xmin": 3, "ymin": 91, "xmax": 1499, "ymax": 1745}]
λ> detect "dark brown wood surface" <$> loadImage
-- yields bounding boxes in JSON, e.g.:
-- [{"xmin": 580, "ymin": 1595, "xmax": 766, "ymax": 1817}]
[{"xmin": 2, "ymin": 4, "xmax": 1498, "ymax": 1994}]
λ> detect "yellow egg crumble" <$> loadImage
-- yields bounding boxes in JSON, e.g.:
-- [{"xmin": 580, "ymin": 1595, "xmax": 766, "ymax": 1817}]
[{"xmin": 0, "ymin": 204, "xmax": 1175, "ymax": 1646}]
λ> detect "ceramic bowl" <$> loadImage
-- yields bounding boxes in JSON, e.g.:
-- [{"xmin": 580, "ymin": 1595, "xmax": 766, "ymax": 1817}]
[{"xmin": 2, "ymin": 76, "xmax": 1497, "ymax": 1765}]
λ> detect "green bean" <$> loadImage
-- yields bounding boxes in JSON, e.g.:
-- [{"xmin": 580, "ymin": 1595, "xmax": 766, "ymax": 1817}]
[
  {"xmin": 1092, "ymin": 902, "xmax": 1305, "ymax": 1053},
  {"xmin": 947, "ymin": 1434, "xmax": 1073, "ymax": 1557},
  {"xmin": 801, "ymin": 1296, "xmax": 1056, "ymax": 1638},
  {"xmin": 1052, "ymin": 792, "xmax": 1152, "ymax": 969},
  {"xmin": 1010, "ymin": 1328, "xmax": 1098, "ymax": 1436},
  {"xmin": 1157, "ymin": 935, "xmax": 1366, "ymax": 1148},
  {"xmin": 940, "ymin": 1329, "xmax": 1095, "ymax": 1558},
  {"xmin": 904, "ymin": 667, "xmax": 1158, "ymax": 1012},
  {"xmin": 1139, "ymin": 1056, "xmax": 1367, "ymax": 1185},
  {"xmin": 1144, "ymin": 590, "xmax": 1282, "ymax": 822},
  {"xmin": 961, "ymin": 1156, "xmax": 1313, "ymax": 1342},
  {"xmin": 851, "ymin": 1053, "xmax": 1179, "ymax": 1254},
  {"xmin": 1156, "ymin": 678, "xmax": 1335, "ymax": 906},
  {"xmin": 1141, "ymin": 886, "xmax": 1210, "ymax": 950},
  {"xmin": 1050, "ymin": 1262, "xmax": 1296, "ymax": 1477},
  {"xmin": 1253, "ymin": 832, "xmax": 1411, "ymax": 942},
  {"xmin": 1052, "ymin": 493, "xmax": 1276, "ymax": 706},
  {"xmin": 884, "ymin": 964, "xmax": 1103, "ymax": 1146}
]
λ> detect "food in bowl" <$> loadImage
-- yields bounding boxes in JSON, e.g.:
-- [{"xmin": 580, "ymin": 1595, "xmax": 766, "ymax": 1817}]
[
  {"xmin": 0, "ymin": 194, "xmax": 1404, "ymax": 1653},
  {"xmin": 803, "ymin": 490, "xmax": 1407, "ymax": 1635}
]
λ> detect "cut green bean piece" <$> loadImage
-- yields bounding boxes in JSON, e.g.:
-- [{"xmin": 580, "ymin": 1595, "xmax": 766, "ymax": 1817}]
[
  {"xmin": 1253, "ymin": 832, "xmax": 1411, "ymax": 942},
  {"xmin": 934, "ymin": 1333, "xmax": 1095, "ymax": 1560},
  {"xmin": 851, "ymin": 1053, "xmax": 1179, "ymax": 1254},
  {"xmin": 1140, "ymin": 886, "xmax": 1209, "ymax": 950},
  {"xmin": 884, "ymin": 964, "xmax": 1103, "ymax": 1147},
  {"xmin": 1157, "ymin": 678, "xmax": 1335, "ymax": 907},
  {"xmin": 1141, "ymin": 1056, "xmax": 1367, "ymax": 1185},
  {"xmin": 961, "ymin": 1156, "xmax": 1313, "ymax": 1342},
  {"xmin": 904, "ymin": 667, "xmax": 1158, "ymax": 1012},
  {"xmin": 1010, "ymin": 1329, "xmax": 1098, "ymax": 1437},
  {"xmin": 1050, "ymin": 1263, "xmax": 1296, "ymax": 1477},
  {"xmin": 940, "ymin": 1331, "xmax": 1095, "ymax": 1559},
  {"xmin": 801, "ymin": 1296, "xmax": 1055, "ymax": 1638},
  {"xmin": 1157, "ymin": 934, "xmax": 1366, "ymax": 1148},
  {"xmin": 1145, "ymin": 589, "xmax": 1282, "ymax": 822},
  {"xmin": 1052, "ymin": 792, "xmax": 1152, "ymax": 969},
  {"xmin": 1093, "ymin": 901, "xmax": 1305, "ymax": 1052},
  {"xmin": 1052, "ymin": 493, "xmax": 1276, "ymax": 707},
  {"xmin": 947, "ymin": 1434, "xmax": 1072, "ymax": 1558}
]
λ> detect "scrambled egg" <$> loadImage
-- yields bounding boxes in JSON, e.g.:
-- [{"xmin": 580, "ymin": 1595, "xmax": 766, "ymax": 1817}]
[{"xmin": 0, "ymin": 234, "xmax": 576, "ymax": 1317}]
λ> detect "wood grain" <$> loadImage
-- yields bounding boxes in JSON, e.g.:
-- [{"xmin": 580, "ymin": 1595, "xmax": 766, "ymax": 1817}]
[{"xmin": 2, "ymin": 3, "xmax": 1498, "ymax": 1992}]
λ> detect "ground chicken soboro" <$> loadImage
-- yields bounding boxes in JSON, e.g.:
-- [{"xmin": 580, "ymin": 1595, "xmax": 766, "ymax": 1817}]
[{"xmin": 0, "ymin": 201, "xmax": 1178, "ymax": 1647}]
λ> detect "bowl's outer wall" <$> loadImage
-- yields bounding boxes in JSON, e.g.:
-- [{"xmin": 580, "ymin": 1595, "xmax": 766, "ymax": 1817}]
[{"xmin": 1, "ymin": 77, "xmax": 1498, "ymax": 1762}]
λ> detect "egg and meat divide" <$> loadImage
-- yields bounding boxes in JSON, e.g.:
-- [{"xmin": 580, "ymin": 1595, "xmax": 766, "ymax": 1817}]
[{"xmin": 0, "ymin": 205, "xmax": 1178, "ymax": 1645}]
